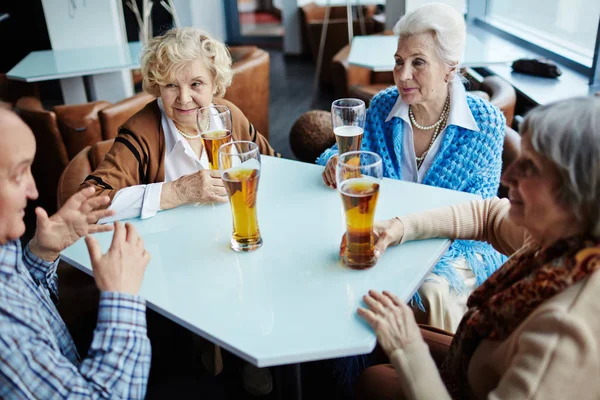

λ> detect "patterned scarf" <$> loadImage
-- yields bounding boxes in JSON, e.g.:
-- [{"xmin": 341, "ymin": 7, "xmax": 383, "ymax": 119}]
[{"xmin": 442, "ymin": 234, "xmax": 600, "ymax": 398}]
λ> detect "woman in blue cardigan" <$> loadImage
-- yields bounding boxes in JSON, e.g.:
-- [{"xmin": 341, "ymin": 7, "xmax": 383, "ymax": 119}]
[{"xmin": 318, "ymin": 3, "xmax": 506, "ymax": 334}]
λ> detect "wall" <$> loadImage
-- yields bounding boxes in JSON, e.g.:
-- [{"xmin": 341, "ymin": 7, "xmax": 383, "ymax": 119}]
[{"xmin": 173, "ymin": 0, "xmax": 227, "ymax": 40}]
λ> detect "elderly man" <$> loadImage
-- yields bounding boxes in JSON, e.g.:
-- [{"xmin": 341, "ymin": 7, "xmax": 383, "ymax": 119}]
[{"xmin": 0, "ymin": 109, "xmax": 151, "ymax": 398}]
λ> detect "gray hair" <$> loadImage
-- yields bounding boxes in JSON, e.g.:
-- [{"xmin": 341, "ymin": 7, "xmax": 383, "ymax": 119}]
[
  {"xmin": 523, "ymin": 96, "xmax": 600, "ymax": 237},
  {"xmin": 393, "ymin": 3, "xmax": 466, "ymax": 71}
]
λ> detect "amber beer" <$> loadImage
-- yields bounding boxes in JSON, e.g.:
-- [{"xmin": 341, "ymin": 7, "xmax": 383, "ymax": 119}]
[
  {"xmin": 201, "ymin": 129, "xmax": 232, "ymax": 170},
  {"xmin": 334, "ymin": 125, "xmax": 364, "ymax": 155},
  {"xmin": 340, "ymin": 177, "xmax": 380, "ymax": 269},
  {"xmin": 222, "ymin": 159, "xmax": 262, "ymax": 251}
]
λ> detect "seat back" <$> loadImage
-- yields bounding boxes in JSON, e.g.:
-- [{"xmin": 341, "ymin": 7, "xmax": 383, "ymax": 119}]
[
  {"xmin": 225, "ymin": 46, "xmax": 270, "ymax": 139},
  {"xmin": 16, "ymin": 97, "xmax": 70, "ymax": 217},
  {"xmin": 57, "ymin": 139, "xmax": 114, "ymax": 208},
  {"xmin": 99, "ymin": 92, "xmax": 155, "ymax": 140},
  {"xmin": 53, "ymin": 101, "xmax": 111, "ymax": 159}
]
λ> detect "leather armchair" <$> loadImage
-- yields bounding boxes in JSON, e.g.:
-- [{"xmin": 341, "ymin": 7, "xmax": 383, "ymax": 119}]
[
  {"xmin": 54, "ymin": 101, "xmax": 111, "ymax": 159},
  {"xmin": 15, "ymin": 97, "xmax": 70, "ymax": 217},
  {"xmin": 99, "ymin": 92, "xmax": 155, "ymax": 140},
  {"xmin": 57, "ymin": 139, "xmax": 114, "ymax": 208},
  {"xmin": 225, "ymin": 46, "xmax": 270, "ymax": 139}
]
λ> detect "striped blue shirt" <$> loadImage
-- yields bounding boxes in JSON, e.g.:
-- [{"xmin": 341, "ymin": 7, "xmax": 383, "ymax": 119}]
[{"xmin": 0, "ymin": 240, "xmax": 151, "ymax": 399}]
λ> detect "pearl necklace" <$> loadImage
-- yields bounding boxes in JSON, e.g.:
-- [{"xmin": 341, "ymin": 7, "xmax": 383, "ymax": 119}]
[
  {"xmin": 409, "ymin": 94, "xmax": 450, "ymax": 130},
  {"xmin": 413, "ymin": 94, "xmax": 450, "ymax": 169},
  {"xmin": 175, "ymin": 117, "xmax": 209, "ymax": 140}
]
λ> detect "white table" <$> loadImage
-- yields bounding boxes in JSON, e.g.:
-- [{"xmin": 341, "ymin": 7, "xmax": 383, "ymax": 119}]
[
  {"xmin": 61, "ymin": 156, "xmax": 478, "ymax": 394},
  {"xmin": 6, "ymin": 42, "xmax": 142, "ymax": 102},
  {"xmin": 348, "ymin": 33, "xmax": 527, "ymax": 71}
]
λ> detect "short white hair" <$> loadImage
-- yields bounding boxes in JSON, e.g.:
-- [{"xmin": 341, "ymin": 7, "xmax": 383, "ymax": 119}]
[
  {"xmin": 523, "ymin": 96, "xmax": 600, "ymax": 237},
  {"xmin": 393, "ymin": 3, "xmax": 466, "ymax": 69}
]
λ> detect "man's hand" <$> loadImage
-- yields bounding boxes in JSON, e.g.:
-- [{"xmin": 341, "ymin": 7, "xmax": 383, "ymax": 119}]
[
  {"xmin": 85, "ymin": 222, "xmax": 150, "ymax": 295},
  {"xmin": 29, "ymin": 187, "xmax": 115, "ymax": 261}
]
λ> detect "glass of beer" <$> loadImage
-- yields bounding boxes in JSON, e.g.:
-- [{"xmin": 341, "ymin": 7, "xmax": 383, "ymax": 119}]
[
  {"xmin": 219, "ymin": 141, "xmax": 263, "ymax": 252},
  {"xmin": 331, "ymin": 98, "xmax": 366, "ymax": 155},
  {"xmin": 197, "ymin": 105, "xmax": 232, "ymax": 170},
  {"xmin": 336, "ymin": 151, "xmax": 383, "ymax": 269}
]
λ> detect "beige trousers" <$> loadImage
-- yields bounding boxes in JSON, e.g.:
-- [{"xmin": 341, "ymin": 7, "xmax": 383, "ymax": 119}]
[{"xmin": 411, "ymin": 257, "xmax": 476, "ymax": 333}]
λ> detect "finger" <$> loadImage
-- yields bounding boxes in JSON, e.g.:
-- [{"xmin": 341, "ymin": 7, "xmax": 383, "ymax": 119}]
[
  {"xmin": 363, "ymin": 293, "xmax": 385, "ymax": 314},
  {"xmin": 80, "ymin": 195, "xmax": 111, "ymax": 213},
  {"xmin": 322, "ymin": 171, "xmax": 331, "ymax": 187},
  {"xmin": 34, "ymin": 207, "xmax": 49, "ymax": 228},
  {"xmin": 125, "ymin": 223, "xmax": 138, "ymax": 244},
  {"xmin": 209, "ymin": 194, "xmax": 229, "ymax": 203},
  {"xmin": 208, "ymin": 170, "xmax": 221, "ymax": 178},
  {"xmin": 357, "ymin": 307, "xmax": 378, "ymax": 326},
  {"xmin": 86, "ymin": 209, "xmax": 115, "ymax": 224},
  {"xmin": 66, "ymin": 186, "xmax": 96, "ymax": 210},
  {"xmin": 383, "ymin": 291, "xmax": 404, "ymax": 308},
  {"xmin": 84, "ymin": 235, "xmax": 102, "ymax": 263},
  {"xmin": 339, "ymin": 234, "xmax": 347, "ymax": 258},
  {"xmin": 213, "ymin": 186, "xmax": 228, "ymax": 197},
  {"xmin": 370, "ymin": 289, "xmax": 394, "ymax": 309},
  {"xmin": 211, "ymin": 178, "xmax": 225, "ymax": 187},
  {"xmin": 110, "ymin": 221, "xmax": 125, "ymax": 249},
  {"xmin": 327, "ymin": 166, "xmax": 337, "ymax": 189},
  {"xmin": 87, "ymin": 224, "xmax": 114, "ymax": 234}
]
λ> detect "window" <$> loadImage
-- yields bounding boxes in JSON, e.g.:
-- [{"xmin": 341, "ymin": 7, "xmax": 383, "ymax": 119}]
[{"xmin": 484, "ymin": 0, "xmax": 600, "ymax": 67}]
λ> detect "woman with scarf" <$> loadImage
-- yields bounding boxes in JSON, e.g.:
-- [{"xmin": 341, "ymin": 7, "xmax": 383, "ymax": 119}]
[
  {"xmin": 356, "ymin": 96, "xmax": 600, "ymax": 399},
  {"xmin": 319, "ymin": 3, "xmax": 506, "ymax": 333}
]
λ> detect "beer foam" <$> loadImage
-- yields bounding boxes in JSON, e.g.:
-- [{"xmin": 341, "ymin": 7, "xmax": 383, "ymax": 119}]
[
  {"xmin": 339, "ymin": 177, "xmax": 379, "ymax": 196},
  {"xmin": 202, "ymin": 129, "xmax": 230, "ymax": 139},
  {"xmin": 225, "ymin": 158, "xmax": 260, "ymax": 174},
  {"xmin": 334, "ymin": 126, "xmax": 364, "ymax": 137}
]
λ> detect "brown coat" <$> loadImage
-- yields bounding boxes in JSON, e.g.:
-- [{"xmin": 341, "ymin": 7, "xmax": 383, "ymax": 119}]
[{"xmin": 83, "ymin": 98, "xmax": 276, "ymax": 198}]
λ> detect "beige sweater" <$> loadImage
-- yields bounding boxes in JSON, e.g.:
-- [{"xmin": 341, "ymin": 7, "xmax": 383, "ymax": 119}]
[{"xmin": 391, "ymin": 197, "xmax": 600, "ymax": 400}]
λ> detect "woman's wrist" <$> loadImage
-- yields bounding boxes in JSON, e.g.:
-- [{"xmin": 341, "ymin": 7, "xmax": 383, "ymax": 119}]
[{"xmin": 160, "ymin": 180, "xmax": 184, "ymax": 210}]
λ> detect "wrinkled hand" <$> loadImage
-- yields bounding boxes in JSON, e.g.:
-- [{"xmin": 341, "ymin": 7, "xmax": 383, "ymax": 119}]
[
  {"xmin": 340, "ymin": 217, "xmax": 405, "ymax": 259},
  {"xmin": 175, "ymin": 169, "xmax": 228, "ymax": 204},
  {"xmin": 357, "ymin": 290, "xmax": 422, "ymax": 356},
  {"xmin": 85, "ymin": 222, "xmax": 150, "ymax": 295},
  {"xmin": 29, "ymin": 187, "xmax": 114, "ymax": 261},
  {"xmin": 322, "ymin": 155, "xmax": 338, "ymax": 189}
]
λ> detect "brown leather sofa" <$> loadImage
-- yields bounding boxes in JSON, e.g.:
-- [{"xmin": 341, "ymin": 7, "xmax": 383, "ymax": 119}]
[{"xmin": 225, "ymin": 46, "xmax": 270, "ymax": 139}]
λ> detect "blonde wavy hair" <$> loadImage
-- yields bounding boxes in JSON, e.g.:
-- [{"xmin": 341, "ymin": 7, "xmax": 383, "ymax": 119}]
[{"xmin": 141, "ymin": 27, "xmax": 233, "ymax": 98}]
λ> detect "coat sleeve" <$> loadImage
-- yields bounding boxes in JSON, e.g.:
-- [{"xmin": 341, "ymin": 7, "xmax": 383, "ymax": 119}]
[{"xmin": 81, "ymin": 126, "xmax": 151, "ymax": 200}]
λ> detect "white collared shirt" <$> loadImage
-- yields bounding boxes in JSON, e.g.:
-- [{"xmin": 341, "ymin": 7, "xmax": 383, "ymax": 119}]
[
  {"xmin": 100, "ymin": 99, "xmax": 220, "ymax": 223},
  {"xmin": 384, "ymin": 80, "xmax": 480, "ymax": 183}
]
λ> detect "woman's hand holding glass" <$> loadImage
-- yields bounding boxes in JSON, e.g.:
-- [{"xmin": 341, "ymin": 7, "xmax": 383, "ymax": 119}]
[
  {"xmin": 161, "ymin": 169, "xmax": 228, "ymax": 209},
  {"xmin": 339, "ymin": 217, "xmax": 405, "ymax": 259},
  {"xmin": 322, "ymin": 155, "xmax": 338, "ymax": 188},
  {"xmin": 357, "ymin": 290, "xmax": 423, "ymax": 356}
]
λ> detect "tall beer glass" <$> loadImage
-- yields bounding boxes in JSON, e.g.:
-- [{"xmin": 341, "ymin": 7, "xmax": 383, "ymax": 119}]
[
  {"xmin": 336, "ymin": 151, "xmax": 383, "ymax": 269},
  {"xmin": 219, "ymin": 141, "xmax": 262, "ymax": 252},
  {"xmin": 331, "ymin": 98, "xmax": 366, "ymax": 155},
  {"xmin": 197, "ymin": 105, "xmax": 232, "ymax": 170}
]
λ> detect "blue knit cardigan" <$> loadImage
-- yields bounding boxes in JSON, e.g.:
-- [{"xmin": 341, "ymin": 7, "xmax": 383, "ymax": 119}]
[{"xmin": 317, "ymin": 86, "xmax": 507, "ymax": 295}]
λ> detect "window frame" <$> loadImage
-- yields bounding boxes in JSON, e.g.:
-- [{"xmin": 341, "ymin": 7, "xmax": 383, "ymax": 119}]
[{"xmin": 466, "ymin": 0, "xmax": 600, "ymax": 86}]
